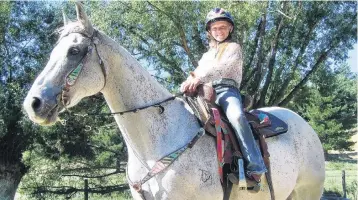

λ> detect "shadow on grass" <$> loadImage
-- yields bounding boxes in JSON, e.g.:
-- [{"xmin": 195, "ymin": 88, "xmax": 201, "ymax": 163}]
[
  {"xmin": 323, "ymin": 189, "xmax": 342, "ymax": 197},
  {"xmin": 325, "ymin": 152, "xmax": 358, "ymax": 164},
  {"xmin": 322, "ymin": 190, "xmax": 350, "ymax": 200}
]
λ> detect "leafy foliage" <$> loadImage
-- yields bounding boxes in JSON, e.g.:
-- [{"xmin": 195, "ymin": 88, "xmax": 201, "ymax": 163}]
[
  {"xmin": 0, "ymin": 1, "xmax": 356, "ymax": 199},
  {"xmin": 0, "ymin": 2, "xmax": 128, "ymax": 199},
  {"xmin": 289, "ymin": 64, "xmax": 357, "ymax": 151}
]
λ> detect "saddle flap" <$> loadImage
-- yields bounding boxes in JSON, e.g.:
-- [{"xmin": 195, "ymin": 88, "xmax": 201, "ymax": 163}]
[
  {"xmin": 247, "ymin": 110, "xmax": 288, "ymax": 138},
  {"xmin": 184, "ymin": 84, "xmax": 218, "ymax": 136}
]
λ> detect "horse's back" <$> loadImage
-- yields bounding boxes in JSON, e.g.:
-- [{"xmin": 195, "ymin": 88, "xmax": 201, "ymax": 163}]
[
  {"xmin": 129, "ymin": 106, "xmax": 325, "ymax": 200},
  {"xmin": 260, "ymin": 107, "xmax": 325, "ymax": 199}
]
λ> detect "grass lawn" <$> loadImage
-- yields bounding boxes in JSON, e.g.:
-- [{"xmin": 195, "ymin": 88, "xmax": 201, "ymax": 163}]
[{"xmin": 324, "ymin": 152, "xmax": 357, "ymax": 200}]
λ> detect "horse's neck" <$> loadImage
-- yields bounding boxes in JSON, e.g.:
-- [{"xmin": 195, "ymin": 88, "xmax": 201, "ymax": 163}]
[
  {"xmin": 97, "ymin": 33, "xmax": 171, "ymax": 108},
  {"xmin": 96, "ymin": 33, "xmax": 197, "ymax": 163}
]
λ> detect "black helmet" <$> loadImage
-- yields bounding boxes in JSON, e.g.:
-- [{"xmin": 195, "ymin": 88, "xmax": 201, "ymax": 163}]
[{"xmin": 205, "ymin": 8, "xmax": 234, "ymax": 31}]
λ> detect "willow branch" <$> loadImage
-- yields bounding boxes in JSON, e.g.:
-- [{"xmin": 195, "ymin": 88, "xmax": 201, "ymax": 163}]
[{"xmin": 146, "ymin": 1, "xmax": 198, "ymax": 68}]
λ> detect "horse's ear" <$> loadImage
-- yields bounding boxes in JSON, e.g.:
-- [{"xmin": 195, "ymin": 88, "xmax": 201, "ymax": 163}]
[
  {"xmin": 75, "ymin": 2, "xmax": 94, "ymax": 36},
  {"xmin": 62, "ymin": 9, "xmax": 71, "ymax": 26}
]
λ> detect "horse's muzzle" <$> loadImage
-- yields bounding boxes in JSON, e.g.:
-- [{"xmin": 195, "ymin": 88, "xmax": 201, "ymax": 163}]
[{"xmin": 23, "ymin": 84, "xmax": 63, "ymax": 126}]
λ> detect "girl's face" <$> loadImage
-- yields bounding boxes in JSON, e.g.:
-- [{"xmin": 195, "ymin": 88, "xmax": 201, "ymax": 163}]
[{"xmin": 209, "ymin": 21, "xmax": 232, "ymax": 42}]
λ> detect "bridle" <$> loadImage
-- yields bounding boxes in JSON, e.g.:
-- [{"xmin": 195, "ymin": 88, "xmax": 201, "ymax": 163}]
[
  {"xmin": 61, "ymin": 29, "xmax": 107, "ymax": 107},
  {"xmin": 61, "ymin": 29, "xmax": 183, "ymax": 116}
]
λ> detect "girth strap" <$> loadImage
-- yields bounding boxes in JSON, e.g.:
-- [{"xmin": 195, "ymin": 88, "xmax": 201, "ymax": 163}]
[
  {"xmin": 212, "ymin": 108, "xmax": 224, "ymax": 183},
  {"xmin": 259, "ymin": 134, "xmax": 275, "ymax": 200}
]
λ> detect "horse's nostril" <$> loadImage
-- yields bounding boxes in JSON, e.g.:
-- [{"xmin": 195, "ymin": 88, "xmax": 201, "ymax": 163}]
[{"xmin": 31, "ymin": 97, "xmax": 42, "ymax": 111}]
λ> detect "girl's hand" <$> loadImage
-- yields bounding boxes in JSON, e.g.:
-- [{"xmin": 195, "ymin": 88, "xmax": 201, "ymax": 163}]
[{"xmin": 180, "ymin": 77, "xmax": 202, "ymax": 93}]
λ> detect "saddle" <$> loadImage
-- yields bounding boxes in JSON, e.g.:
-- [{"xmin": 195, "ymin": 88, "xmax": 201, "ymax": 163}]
[
  {"xmin": 184, "ymin": 84, "xmax": 288, "ymax": 198},
  {"xmin": 184, "ymin": 83, "xmax": 288, "ymax": 143}
]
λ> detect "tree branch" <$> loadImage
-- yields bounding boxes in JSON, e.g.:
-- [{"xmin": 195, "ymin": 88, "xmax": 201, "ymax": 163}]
[
  {"xmin": 241, "ymin": 16, "xmax": 263, "ymax": 89},
  {"xmin": 278, "ymin": 9, "xmax": 357, "ymax": 106},
  {"xmin": 58, "ymin": 166, "xmax": 120, "ymax": 173},
  {"xmin": 243, "ymin": 2, "xmax": 268, "ymax": 95},
  {"xmin": 257, "ymin": 1, "xmax": 288, "ymax": 107},
  {"xmin": 124, "ymin": 22, "xmax": 187, "ymax": 79},
  {"xmin": 276, "ymin": 9, "xmax": 293, "ymax": 20},
  {"xmin": 87, "ymin": 144, "xmax": 120, "ymax": 155},
  {"xmin": 271, "ymin": 12, "xmax": 320, "ymax": 105},
  {"xmin": 146, "ymin": 1, "xmax": 198, "ymax": 68},
  {"xmin": 278, "ymin": 49, "xmax": 331, "ymax": 106}
]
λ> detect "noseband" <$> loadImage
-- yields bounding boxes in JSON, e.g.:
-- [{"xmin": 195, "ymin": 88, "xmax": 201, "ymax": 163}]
[{"xmin": 62, "ymin": 30, "xmax": 106, "ymax": 107}]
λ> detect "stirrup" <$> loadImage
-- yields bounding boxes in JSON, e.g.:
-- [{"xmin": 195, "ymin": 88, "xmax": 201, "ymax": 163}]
[
  {"xmin": 246, "ymin": 173, "xmax": 262, "ymax": 193},
  {"xmin": 227, "ymin": 173, "xmax": 239, "ymax": 184},
  {"xmin": 247, "ymin": 182, "xmax": 261, "ymax": 193},
  {"xmin": 228, "ymin": 158, "xmax": 247, "ymax": 187}
]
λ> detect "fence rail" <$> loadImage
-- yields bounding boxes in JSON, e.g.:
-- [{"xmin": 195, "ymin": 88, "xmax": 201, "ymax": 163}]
[{"xmin": 323, "ymin": 170, "xmax": 357, "ymax": 200}]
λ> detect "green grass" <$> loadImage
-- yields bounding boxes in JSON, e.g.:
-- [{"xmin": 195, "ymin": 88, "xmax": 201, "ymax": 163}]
[
  {"xmin": 326, "ymin": 161, "xmax": 357, "ymax": 171},
  {"xmin": 324, "ymin": 153, "xmax": 357, "ymax": 200}
]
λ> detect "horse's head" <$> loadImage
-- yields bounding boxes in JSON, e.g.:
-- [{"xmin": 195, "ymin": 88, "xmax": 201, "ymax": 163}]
[{"xmin": 23, "ymin": 3, "xmax": 106, "ymax": 126}]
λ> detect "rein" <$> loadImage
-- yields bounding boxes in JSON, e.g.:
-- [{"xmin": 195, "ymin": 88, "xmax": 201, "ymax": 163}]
[{"xmin": 76, "ymin": 93, "xmax": 184, "ymax": 117}]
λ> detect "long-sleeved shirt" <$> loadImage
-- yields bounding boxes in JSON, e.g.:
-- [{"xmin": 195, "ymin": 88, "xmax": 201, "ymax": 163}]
[{"xmin": 192, "ymin": 41, "xmax": 243, "ymax": 87}]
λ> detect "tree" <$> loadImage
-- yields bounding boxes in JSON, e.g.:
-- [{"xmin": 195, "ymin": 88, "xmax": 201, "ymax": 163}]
[
  {"xmin": 88, "ymin": 1, "xmax": 265, "ymax": 91},
  {"xmin": 288, "ymin": 63, "xmax": 357, "ymax": 152},
  {"xmin": 0, "ymin": 2, "xmax": 60, "ymax": 199},
  {"xmin": 18, "ymin": 98, "xmax": 129, "ymax": 199},
  {"xmin": 86, "ymin": 1, "xmax": 357, "ymax": 151},
  {"xmin": 0, "ymin": 1, "xmax": 356, "ymax": 199}
]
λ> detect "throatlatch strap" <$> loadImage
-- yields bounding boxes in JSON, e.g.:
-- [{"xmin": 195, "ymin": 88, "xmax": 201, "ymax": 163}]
[{"xmin": 212, "ymin": 108, "xmax": 224, "ymax": 183}]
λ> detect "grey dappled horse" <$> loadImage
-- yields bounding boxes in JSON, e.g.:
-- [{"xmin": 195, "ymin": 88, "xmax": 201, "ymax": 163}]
[{"xmin": 23, "ymin": 3, "xmax": 325, "ymax": 200}]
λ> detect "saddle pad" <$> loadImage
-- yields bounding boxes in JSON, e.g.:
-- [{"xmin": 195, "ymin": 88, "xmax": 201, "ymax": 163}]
[{"xmin": 249, "ymin": 109, "xmax": 288, "ymax": 138}]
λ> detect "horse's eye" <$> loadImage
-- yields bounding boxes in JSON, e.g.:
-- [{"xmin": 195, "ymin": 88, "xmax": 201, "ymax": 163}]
[{"xmin": 68, "ymin": 47, "xmax": 80, "ymax": 55}]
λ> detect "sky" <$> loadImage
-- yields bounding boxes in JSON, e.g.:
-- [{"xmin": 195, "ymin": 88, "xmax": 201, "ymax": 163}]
[{"xmin": 348, "ymin": 43, "xmax": 357, "ymax": 73}]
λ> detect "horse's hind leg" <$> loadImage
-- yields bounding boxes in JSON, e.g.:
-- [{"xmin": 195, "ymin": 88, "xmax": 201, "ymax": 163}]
[{"xmin": 286, "ymin": 181, "xmax": 324, "ymax": 200}]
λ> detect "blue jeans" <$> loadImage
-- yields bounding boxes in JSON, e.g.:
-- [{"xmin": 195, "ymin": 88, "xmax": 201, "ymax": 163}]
[{"xmin": 214, "ymin": 85, "xmax": 267, "ymax": 175}]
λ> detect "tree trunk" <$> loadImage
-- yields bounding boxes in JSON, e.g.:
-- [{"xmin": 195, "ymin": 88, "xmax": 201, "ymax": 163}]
[
  {"xmin": 241, "ymin": 17, "xmax": 263, "ymax": 90},
  {"xmin": 245, "ymin": 6, "xmax": 268, "ymax": 94},
  {"xmin": 256, "ymin": 2, "xmax": 287, "ymax": 108},
  {"xmin": 0, "ymin": 162, "xmax": 26, "ymax": 200},
  {"xmin": 271, "ymin": 18, "xmax": 320, "ymax": 106},
  {"xmin": 268, "ymin": 3, "xmax": 301, "ymax": 105}
]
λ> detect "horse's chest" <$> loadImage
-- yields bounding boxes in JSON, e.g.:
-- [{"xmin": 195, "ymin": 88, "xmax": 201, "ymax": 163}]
[{"xmin": 126, "ymin": 142, "xmax": 223, "ymax": 200}]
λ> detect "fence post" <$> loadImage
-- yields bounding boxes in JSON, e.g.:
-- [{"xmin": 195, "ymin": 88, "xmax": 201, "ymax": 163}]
[
  {"xmin": 342, "ymin": 170, "xmax": 346, "ymax": 198},
  {"xmin": 84, "ymin": 178, "xmax": 89, "ymax": 200}
]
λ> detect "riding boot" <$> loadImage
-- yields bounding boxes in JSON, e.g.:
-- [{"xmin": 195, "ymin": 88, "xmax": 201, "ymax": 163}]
[
  {"xmin": 214, "ymin": 86, "xmax": 267, "ymax": 185},
  {"xmin": 227, "ymin": 157, "xmax": 244, "ymax": 185}
]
